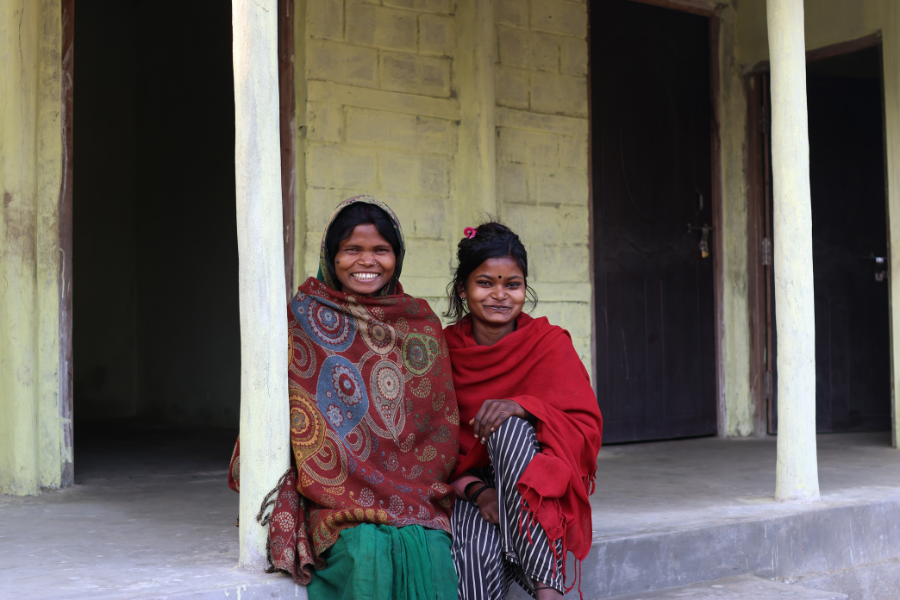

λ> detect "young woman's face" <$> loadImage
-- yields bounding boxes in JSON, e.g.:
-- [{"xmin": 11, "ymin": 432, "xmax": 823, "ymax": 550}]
[
  {"xmin": 334, "ymin": 224, "xmax": 397, "ymax": 296},
  {"xmin": 462, "ymin": 257, "xmax": 527, "ymax": 328}
]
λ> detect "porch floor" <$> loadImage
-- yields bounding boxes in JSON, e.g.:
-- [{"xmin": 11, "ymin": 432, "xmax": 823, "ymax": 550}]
[{"xmin": 1, "ymin": 426, "xmax": 899, "ymax": 599}]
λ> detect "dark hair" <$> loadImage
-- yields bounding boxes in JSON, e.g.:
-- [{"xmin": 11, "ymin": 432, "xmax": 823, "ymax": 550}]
[
  {"xmin": 445, "ymin": 221, "xmax": 537, "ymax": 323},
  {"xmin": 325, "ymin": 203, "xmax": 401, "ymax": 288}
]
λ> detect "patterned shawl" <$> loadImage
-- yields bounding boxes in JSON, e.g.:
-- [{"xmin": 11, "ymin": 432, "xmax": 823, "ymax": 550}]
[{"xmin": 229, "ymin": 196, "xmax": 459, "ymax": 584}]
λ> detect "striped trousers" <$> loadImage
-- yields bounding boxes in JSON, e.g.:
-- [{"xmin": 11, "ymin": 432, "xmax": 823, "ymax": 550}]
[{"xmin": 451, "ymin": 417, "xmax": 563, "ymax": 600}]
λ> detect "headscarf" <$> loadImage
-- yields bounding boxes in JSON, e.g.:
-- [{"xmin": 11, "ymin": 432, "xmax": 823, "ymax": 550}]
[
  {"xmin": 230, "ymin": 196, "xmax": 459, "ymax": 585},
  {"xmin": 316, "ymin": 195, "xmax": 405, "ymax": 295}
]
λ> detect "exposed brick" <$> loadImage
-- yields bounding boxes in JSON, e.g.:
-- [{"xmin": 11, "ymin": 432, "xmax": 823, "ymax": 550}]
[
  {"xmin": 403, "ymin": 239, "xmax": 448, "ymax": 274},
  {"xmin": 308, "ymin": 40, "xmax": 379, "ymax": 89},
  {"xmin": 307, "ymin": 142, "xmax": 377, "ymax": 189},
  {"xmin": 306, "ymin": 102, "xmax": 344, "ymax": 142},
  {"xmin": 532, "ymin": 33, "xmax": 560, "ymax": 72},
  {"xmin": 533, "ymin": 167, "xmax": 588, "ymax": 205},
  {"xmin": 407, "ymin": 196, "xmax": 447, "ymax": 238},
  {"xmin": 557, "ymin": 134, "xmax": 587, "ymax": 169},
  {"xmin": 383, "ymin": 0, "xmax": 453, "ymax": 13},
  {"xmin": 379, "ymin": 151, "xmax": 419, "ymax": 195},
  {"xmin": 559, "ymin": 37, "xmax": 588, "ymax": 75},
  {"xmin": 496, "ymin": 0, "xmax": 528, "ymax": 27},
  {"xmin": 496, "ymin": 67, "xmax": 530, "ymax": 110},
  {"xmin": 531, "ymin": 302, "xmax": 591, "ymax": 334},
  {"xmin": 306, "ymin": 187, "xmax": 345, "ymax": 230},
  {"xmin": 497, "ymin": 163, "xmax": 533, "ymax": 205},
  {"xmin": 345, "ymin": 107, "xmax": 418, "ymax": 149},
  {"xmin": 531, "ymin": 71, "xmax": 587, "ymax": 116},
  {"xmin": 308, "ymin": 0, "xmax": 344, "ymax": 40},
  {"xmin": 530, "ymin": 244, "xmax": 590, "ymax": 282},
  {"xmin": 380, "ymin": 52, "xmax": 451, "ymax": 97},
  {"xmin": 503, "ymin": 205, "xmax": 561, "ymax": 244},
  {"xmin": 531, "ymin": 0, "xmax": 587, "ymax": 38},
  {"xmin": 416, "ymin": 117, "xmax": 457, "ymax": 154},
  {"xmin": 419, "ymin": 14, "xmax": 454, "ymax": 56},
  {"xmin": 498, "ymin": 26, "xmax": 529, "ymax": 69},
  {"xmin": 346, "ymin": 2, "xmax": 418, "ymax": 52},
  {"xmin": 497, "ymin": 128, "xmax": 559, "ymax": 167},
  {"xmin": 418, "ymin": 156, "xmax": 450, "ymax": 197}
]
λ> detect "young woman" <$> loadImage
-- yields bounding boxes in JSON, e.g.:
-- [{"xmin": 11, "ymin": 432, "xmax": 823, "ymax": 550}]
[
  {"xmin": 229, "ymin": 196, "xmax": 459, "ymax": 600},
  {"xmin": 444, "ymin": 222, "xmax": 603, "ymax": 600}
]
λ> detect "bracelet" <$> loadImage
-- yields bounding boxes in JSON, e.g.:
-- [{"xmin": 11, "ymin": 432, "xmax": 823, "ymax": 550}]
[{"xmin": 469, "ymin": 484, "xmax": 492, "ymax": 506}]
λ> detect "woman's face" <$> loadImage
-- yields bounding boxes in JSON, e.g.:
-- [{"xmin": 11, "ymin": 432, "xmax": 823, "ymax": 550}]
[
  {"xmin": 334, "ymin": 224, "xmax": 397, "ymax": 296},
  {"xmin": 462, "ymin": 257, "xmax": 527, "ymax": 328}
]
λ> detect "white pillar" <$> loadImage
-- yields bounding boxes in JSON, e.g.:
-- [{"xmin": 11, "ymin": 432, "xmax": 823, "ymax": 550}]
[
  {"xmin": 767, "ymin": 0, "xmax": 819, "ymax": 501},
  {"xmin": 232, "ymin": 0, "xmax": 291, "ymax": 568}
]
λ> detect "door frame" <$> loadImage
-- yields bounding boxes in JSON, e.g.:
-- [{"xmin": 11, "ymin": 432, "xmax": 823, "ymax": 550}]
[
  {"xmin": 57, "ymin": 2, "xmax": 297, "ymax": 482},
  {"xmin": 588, "ymin": 0, "xmax": 726, "ymax": 436},
  {"xmin": 745, "ymin": 32, "xmax": 889, "ymax": 436}
]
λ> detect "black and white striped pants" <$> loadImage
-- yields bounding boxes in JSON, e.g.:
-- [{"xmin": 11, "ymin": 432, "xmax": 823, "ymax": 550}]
[{"xmin": 451, "ymin": 417, "xmax": 563, "ymax": 600}]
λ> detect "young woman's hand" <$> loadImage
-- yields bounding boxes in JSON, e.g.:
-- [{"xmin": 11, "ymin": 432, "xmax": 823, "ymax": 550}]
[
  {"xmin": 470, "ymin": 399, "xmax": 531, "ymax": 444},
  {"xmin": 473, "ymin": 487, "xmax": 500, "ymax": 524}
]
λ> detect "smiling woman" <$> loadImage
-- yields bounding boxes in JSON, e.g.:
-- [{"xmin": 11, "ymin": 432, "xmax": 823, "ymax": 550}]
[
  {"xmin": 443, "ymin": 222, "xmax": 602, "ymax": 600},
  {"xmin": 227, "ymin": 196, "xmax": 460, "ymax": 600}
]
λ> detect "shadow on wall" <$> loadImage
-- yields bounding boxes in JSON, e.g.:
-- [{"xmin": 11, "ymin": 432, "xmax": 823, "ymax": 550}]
[{"xmin": 74, "ymin": 0, "xmax": 240, "ymax": 429}]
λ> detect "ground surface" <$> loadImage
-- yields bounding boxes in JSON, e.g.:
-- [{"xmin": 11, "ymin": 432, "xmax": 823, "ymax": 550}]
[{"xmin": 2, "ymin": 426, "xmax": 900, "ymax": 599}]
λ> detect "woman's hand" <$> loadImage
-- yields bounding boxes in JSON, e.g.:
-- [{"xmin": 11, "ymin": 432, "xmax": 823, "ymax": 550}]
[
  {"xmin": 473, "ymin": 487, "xmax": 499, "ymax": 525},
  {"xmin": 470, "ymin": 399, "xmax": 531, "ymax": 444}
]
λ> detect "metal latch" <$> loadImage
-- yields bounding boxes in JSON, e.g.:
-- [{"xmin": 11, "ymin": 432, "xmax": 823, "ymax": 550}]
[
  {"xmin": 761, "ymin": 238, "xmax": 772, "ymax": 266},
  {"xmin": 687, "ymin": 224, "xmax": 714, "ymax": 258}
]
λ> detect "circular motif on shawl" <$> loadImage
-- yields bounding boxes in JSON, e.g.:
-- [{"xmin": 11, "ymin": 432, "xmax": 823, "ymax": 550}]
[
  {"xmin": 291, "ymin": 294, "xmax": 356, "ymax": 352},
  {"xmin": 326, "ymin": 404, "xmax": 344, "ymax": 428},
  {"xmin": 316, "ymin": 356, "xmax": 369, "ymax": 443},
  {"xmin": 405, "ymin": 338, "xmax": 428, "ymax": 371},
  {"xmin": 331, "ymin": 365, "xmax": 362, "ymax": 406},
  {"xmin": 290, "ymin": 387, "xmax": 327, "ymax": 467},
  {"xmin": 373, "ymin": 361, "xmax": 403, "ymax": 402},
  {"xmin": 363, "ymin": 320, "xmax": 396, "ymax": 354},
  {"xmin": 289, "ymin": 330, "xmax": 316, "ymax": 379}
]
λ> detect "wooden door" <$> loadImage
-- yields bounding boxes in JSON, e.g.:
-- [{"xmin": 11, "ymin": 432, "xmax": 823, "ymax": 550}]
[
  {"xmin": 762, "ymin": 46, "xmax": 891, "ymax": 434},
  {"xmin": 591, "ymin": 0, "xmax": 718, "ymax": 443},
  {"xmin": 807, "ymin": 51, "xmax": 891, "ymax": 432}
]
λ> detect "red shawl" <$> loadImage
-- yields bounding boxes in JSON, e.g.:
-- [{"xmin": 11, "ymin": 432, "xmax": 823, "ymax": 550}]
[
  {"xmin": 230, "ymin": 277, "xmax": 459, "ymax": 584},
  {"xmin": 445, "ymin": 313, "xmax": 602, "ymax": 569}
]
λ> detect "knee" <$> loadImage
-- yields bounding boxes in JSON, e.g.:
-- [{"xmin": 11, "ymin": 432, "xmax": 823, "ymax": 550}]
[{"xmin": 487, "ymin": 416, "xmax": 535, "ymax": 449}]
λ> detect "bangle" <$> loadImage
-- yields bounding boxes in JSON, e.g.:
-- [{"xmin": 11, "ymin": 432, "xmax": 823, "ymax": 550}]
[{"xmin": 469, "ymin": 484, "xmax": 492, "ymax": 506}]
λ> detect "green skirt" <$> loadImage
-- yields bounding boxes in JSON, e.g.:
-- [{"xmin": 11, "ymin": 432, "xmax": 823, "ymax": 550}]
[{"xmin": 307, "ymin": 523, "xmax": 458, "ymax": 600}]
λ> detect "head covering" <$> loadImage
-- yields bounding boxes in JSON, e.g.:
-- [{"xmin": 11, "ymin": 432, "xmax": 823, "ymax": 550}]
[
  {"xmin": 230, "ymin": 196, "xmax": 460, "ymax": 585},
  {"xmin": 316, "ymin": 195, "xmax": 406, "ymax": 296}
]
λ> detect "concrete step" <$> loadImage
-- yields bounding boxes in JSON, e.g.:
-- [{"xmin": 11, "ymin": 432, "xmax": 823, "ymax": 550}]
[{"xmin": 603, "ymin": 575, "xmax": 847, "ymax": 600}]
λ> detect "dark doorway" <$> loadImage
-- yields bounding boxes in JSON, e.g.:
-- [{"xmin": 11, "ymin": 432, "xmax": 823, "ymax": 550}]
[
  {"xmin": 74, "ymin": 2, "xmax": 241, "ymax": 438},
  {"xmin": 590, "ymin": 0, "xmax": 718, "ymax": 443},
  {"xmin": 764, "ymin": 45, "xmax": 892, "ymax": 433}
]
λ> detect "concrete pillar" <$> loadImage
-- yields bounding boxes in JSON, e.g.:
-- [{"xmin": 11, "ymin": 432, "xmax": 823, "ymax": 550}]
[
  {"xmin": 454, "ymin": 0, "xmax": 497, "ymax": 227},
  {"xmin": 766, "ymin": 0, "xmax": 820, "ymax": 501},
  {"xmin": 232, "ymin": 0, "xmax": 291, "ymax": 569}
]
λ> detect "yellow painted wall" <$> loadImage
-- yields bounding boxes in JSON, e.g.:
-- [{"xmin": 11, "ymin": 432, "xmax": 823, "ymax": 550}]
[
  {"xmin": 736, "ymin": 0, "xmax": 900, "ymax": 446},
  {"xmin": 0, "ymin": 0, "xmax": 65, "ymax": 494}
]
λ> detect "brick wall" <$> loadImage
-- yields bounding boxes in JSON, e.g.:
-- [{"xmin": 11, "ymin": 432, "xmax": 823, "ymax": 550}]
[
  {"xmin": 300, "ymin": 0, "xmax": 460, "ymax": 310},
  {"xmin": 493, "ymin": 0, "xmax": 592, "ymax": 369},
  {"xmin": 297, "ymin": 0, "xmax": 593, "ymax": 374}
]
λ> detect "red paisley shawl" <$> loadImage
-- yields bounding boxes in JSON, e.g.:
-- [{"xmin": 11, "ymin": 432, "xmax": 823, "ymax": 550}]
[
  {"xmin": 445, "ymin": 313, "xmax": 602, "ymax": 569},
  {"xmin": 230, "ymin": 277, "xmax": 459, "ymax": 584}
]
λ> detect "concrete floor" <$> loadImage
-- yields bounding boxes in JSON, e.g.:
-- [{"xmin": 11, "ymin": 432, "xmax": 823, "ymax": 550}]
[{"xmin": 2, "ymin": 426, "xmax": 899, "ymax": 599}]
